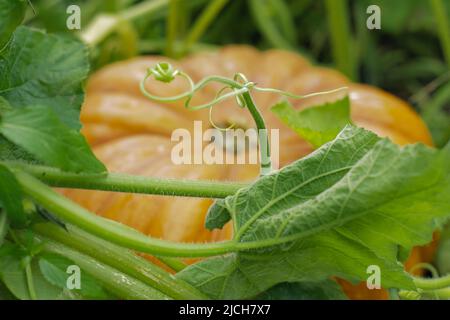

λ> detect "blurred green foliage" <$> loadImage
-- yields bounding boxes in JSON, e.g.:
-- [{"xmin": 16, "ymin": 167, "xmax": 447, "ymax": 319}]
[{"xmin": 25, "ymin": 0, "xmax": 450, "ymax": 146}]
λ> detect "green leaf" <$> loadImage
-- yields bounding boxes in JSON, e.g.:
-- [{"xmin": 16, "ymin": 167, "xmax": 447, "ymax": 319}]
[
  {"xmin": 0, "ymin": 243, "xmax": 64, "ymax": 300},
  {"xmin": 0, "ymin": 26, "xmax": 89, "ymax": 130},
  {"xmin": 39, "ymin": 254, "xmax": 110, "ymax": 299},
  {"xmin": 0, "ymin": 106, "xmax": 106, "ymax": 174},
  {"xmin": 0, "ymin": 97, "xmax": 12, "ymax": 112},
  {"xmin": 0, "ymin": 0, "xmax": 26, "ymax": 50},
  {"xmin": 271, "ymin": 97, "xmax": 351, "ymax": 148},
  {"xmin": 205, "ymin": 200, "xmax": 231, "ymax": 230},
  {"xmin": 180, "ymin": 126, "xmax": 450, "ymax": 299},
  {"xmin": 0, "ymin": 163, "xmax": 27, "ymax": 227},
  {"xmin": 0, "ymin": 280, "xmax": 16, "ymax": 300},
  {"xmin": 256, "ymin": 280, "xmax": 347, "ymax": 300}
]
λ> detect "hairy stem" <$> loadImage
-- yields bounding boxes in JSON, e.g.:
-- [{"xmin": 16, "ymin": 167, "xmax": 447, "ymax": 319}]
[
  {"xmin": 15, "ymin": 171, "xmax": 238, "ymax": 258},
  {"xmin": 8, "ymin": 163, "xmax": 246, "ymax": 199}
]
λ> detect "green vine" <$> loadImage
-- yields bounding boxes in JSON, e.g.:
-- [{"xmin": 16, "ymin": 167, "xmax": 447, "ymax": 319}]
[{"xmin": 140, "ymin": 62, "xmax": 347, "ymax": 175}]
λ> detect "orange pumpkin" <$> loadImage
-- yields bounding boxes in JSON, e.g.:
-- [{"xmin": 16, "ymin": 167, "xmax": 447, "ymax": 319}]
[{"xmin": 62, "ymin": 46, "xmax": 434, "ymax": 299}]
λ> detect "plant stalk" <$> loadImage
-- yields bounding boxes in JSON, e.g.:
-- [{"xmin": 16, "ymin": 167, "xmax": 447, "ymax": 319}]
[
  {"xmin": 242, "ymin": 92, "xmax": 272, "ymax": 175},
  {"xmin": 15, "ymin": 171, "xmax": 238, "ymax": 258},
  {"xmin": 81, "ymin": 0, "xmax": 170, "ymax": 46},
  {"xmin": 430, "ymin": 0, "xmax": 450, "ymax": 68},
  {"xmin": 7, "ymin": 163, "xmax": 246, "ymax": 199},
  {"xmin": 0, "ymin": 212, "xmax": 8, "ymax": 247},
  {"xmin": 33, "ymin": 223, "xmax": 206, "ymax": 299},
  {"xmin": 325, "ymin": 0, "xmax": 356, "ymax": 80},
  {"xmin": 413, "ymin": 274, "xmax": 450, "ymax": 290},
  {"xmin": 24, "ymin": 259, "xmax": 37, "ymax": 300},
  {"xmin": 183, "ymin": 0, "xmax": 229, "ymax": 53},
  {"xmin": 34, "ymin": 234, "xmax": 170, "ymax": 300},
  {"xmin": 166, "ymin": 0, "xmax": 180, "ymax": 57}
]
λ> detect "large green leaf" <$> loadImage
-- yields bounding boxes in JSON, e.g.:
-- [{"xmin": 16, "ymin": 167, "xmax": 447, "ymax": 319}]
[
  {"xmin": 0, "ymin": 0, "xmax": 26, "ymax": 50},
  {"xmin": 271, "ymin": 97, "xmax": 351, "ymax": 148},
  {"xmin": 180, "ymin": 126, "xmax": 450, "ymax": 299},
  {"xmin": 0, "ymin": 107, "xmax": 106, "ymax": 174},
  {"xmin": 0, "ymin": 26, "xmax": 89, "ymax": 130}
]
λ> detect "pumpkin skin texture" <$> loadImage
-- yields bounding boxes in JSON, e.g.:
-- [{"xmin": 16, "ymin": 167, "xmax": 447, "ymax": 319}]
[{"xmin": 64, "ymin": 46, "xmax": 434, "ymax": 299}]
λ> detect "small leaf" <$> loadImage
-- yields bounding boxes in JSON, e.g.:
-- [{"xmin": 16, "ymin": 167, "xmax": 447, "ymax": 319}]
[
  {"xmin": 256, "ymin": 280, "xmax": 347, "ymax": 300},
  {"xmin": 0, "ymin": 244, "xmax": 63, "ymax": 300},
  {"xmin": 0, "ymin": 0, "xmax": 26, "ymax": 50},
  {"xmin": 205, "ymin": 200, "xmax": 231, "ymax": 230},
  {"xmin": 0, "ymin": 163, "xmax": 27, "ymax": 227},
  {"xmin": 39, "ymin": 254, "xmax": 111, "ymax": 299},
  {"xmin": 271, "ymin": 97, "xmax": 351, "ymax": 148},
  {"xmin": 0, "ymin": 26, "xmax": 89, "ymax": 130},
  {"xmin": 0, "ymin": 106, "xmax": 106, "ymax": 174}
]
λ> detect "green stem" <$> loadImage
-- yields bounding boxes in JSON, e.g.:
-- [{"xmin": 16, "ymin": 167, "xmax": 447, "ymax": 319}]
[
  {"xmin": 15, "ymin": 171, "xmax": 237, "ymax": 258},
  {"xmin": 325, "ymin": 0, "xmax": 355, "ymax": 80},
  {"xmin": 248, "ymin": 0, "xmax": 295, "ymax": 50},
  {"xmin": 182, "ymin": 0, "xmax": 229, "ymax": 53},
  {"xmin": 423, "ymin": 287, "xmax": 450, "ymax": 299},
  {"xmin": 166, "ymin": 0, "xmax": 180, "ymax": 57},
  {"xmin": 140, "ymin": 39, "xmax": 218, "ymax": 54},
  {"xmin": 156, "ymin": 256, "xmax": 187, "ymax": 272},
  {"xmin": 121, "ymin": 0, "xmax": 169, "ymax": 20},
  {"xmin": 414, "ymin": 274, "xmax": 450, "ymax": 290},
  {"xmin": 0, "ymin": 212, "xmax": 8, "ymax": 247},
  {"xmin": 400, "ymin": 287, "xmax": 450, "ymax": 300},
  {"xmin": 33, "ymin": 223, "xmax": 205, "ymax": 299},
  {"xmin": 7, "ymin": 163, "xmax": 246, "ymax": 199},
  {"xmin": 34, "ymin": 235, "xmax": 170, "ymax": 300},
  {"xmin": 24, "ymin": 258, "xmax": 37, "ymax": 300},
  {"xmin": 430, "ymin": 0, "xmax": 450, "ymax": 68},
  {"xmin": 242, "ymin": 92, "xmax": 272, "ymax": 175},
  {"xmin": 81, "ymin": 0, "xmax": 170, "ymax": 46}
]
